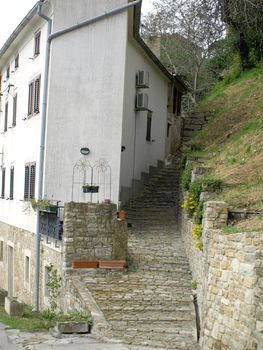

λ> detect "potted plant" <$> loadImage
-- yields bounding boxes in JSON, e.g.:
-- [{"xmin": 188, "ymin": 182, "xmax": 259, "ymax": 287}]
[
  {"xmin": 82, "ymin": 184, "xmax": 99, "ymax": 193},
  {"xmin": 23, "ymin": 198, "xmax": 58, "ymax": 215}
]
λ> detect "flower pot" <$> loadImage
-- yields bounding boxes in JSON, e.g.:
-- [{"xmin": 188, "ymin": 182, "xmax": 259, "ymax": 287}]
[
  {"xmin": 40, "ymin": 205, "xmax": 58, "ymax": 214},
  {"xmin": 72, "ymin": 260, "xmax": 99, "ymax": 269},
  {"xmin": 99, "ymin": 260, "xmax": 127, "ymax": 269},
  {"xmin": 82, "ymin": 185, "xmax": 99, "ymax": 193},
  {"xmin": 117, "ymin": 210, "xmax": 126, "ymax": 220}
]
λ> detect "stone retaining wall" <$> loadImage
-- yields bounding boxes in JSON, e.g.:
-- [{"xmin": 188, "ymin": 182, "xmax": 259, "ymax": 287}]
[{"xmin": 181, "ymin": 201, "xmax": 263, "ymax": 349}]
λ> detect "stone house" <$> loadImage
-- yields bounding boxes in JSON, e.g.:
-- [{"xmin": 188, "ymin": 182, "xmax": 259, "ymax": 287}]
[{"xmin": 0, "ymin": 0, "xmax": 185, "ymax": 309}]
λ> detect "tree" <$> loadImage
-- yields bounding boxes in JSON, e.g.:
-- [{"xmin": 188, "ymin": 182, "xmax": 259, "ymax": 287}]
[
  {"xmin": 142, "ymin": 0, "xmax": 224, "ymax": 109},
  {"xmin": 218, "ymin": 0, "xmax": 263, "ymax": 68}
]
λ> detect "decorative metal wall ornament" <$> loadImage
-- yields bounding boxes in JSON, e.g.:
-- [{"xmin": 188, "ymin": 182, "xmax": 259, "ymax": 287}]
[{"xmin": 71, "ymin": 158, "xmax": 112, "ymax": 203}]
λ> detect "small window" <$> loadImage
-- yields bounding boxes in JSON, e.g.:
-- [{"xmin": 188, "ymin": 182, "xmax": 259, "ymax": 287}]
[
  {"xmin": 6, "ymin": 66, "xmax": 10, "ymax": 79},
  {"xmin": 28, "ymin": 76, "xmax": 41, "ymax": 117},
  {"xmin": 24, "ymin": 162, "xmax": 36, "ymax": 200},
  {"xmin": 173, "ymin": 87, "xmax": 182, "ymax": 116},
  {"xmin": 13, "ymin": 94, "xmax": 17, "ymax": 126},
  {"xmin": 167, "ymin": 122, "xmax": 171, "ymax": 137},
  {"xmin": 25, "ymin": 256, "xmax": 30, "ymax": 284},
  {"xmin": 146, "ymin": 111, "xmax": 152, "ymax": 142},
  {"xmin": 9, "ymin": 166, "xmax": 14, "ymax": 200},
  {"xmin": 34, "ymin": 31, "xmax": 41, "ymax": 56},
  {"xmin": 0, "ymin": 241, "xmax": 3, "ymax": 261},
  {"xmin": 4, "ymin": 102, "xmax": 8, "ymax": 132},
  {"xmin": 1, "ymin": 168, "xmax": 5, "ymax": 199},
  {"xmin": 14, "ymin": 54, "xmax": 19, "ymax": 68}
]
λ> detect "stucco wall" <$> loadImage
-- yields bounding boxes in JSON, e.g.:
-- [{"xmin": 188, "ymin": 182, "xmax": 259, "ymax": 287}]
[
  {"xmin": 44, "ymin": 0, "xmax": 128, "ymax": 205},
  {"xmin": 0, "ymin": 17, "xmax": 49, "ymax": 233},
  {"xmin": 0, "ymin": 221, "xmax": 62, "ymax": 310},
  {"xmin": 181, "ymin": 202, "xmax": 263, "ymax": 349},
  {"xmin": 120, "ymin": 38, "xmax": 170, "ymax": 189}
]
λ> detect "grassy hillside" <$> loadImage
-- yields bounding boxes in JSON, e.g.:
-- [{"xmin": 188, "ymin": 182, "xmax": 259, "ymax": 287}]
[{"xmin": 186, "ymin": 64, "xmax": 263, "ymax": 226}]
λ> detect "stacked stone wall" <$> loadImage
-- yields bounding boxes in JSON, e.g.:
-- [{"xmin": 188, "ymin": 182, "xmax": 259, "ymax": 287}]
[
  {"xmin": 62, "ymin": 202, "xmax": 128, "ymax": 268},
  {"xmin": 181, "ymin": 201, "xmax": 263, "ymax": 349}
]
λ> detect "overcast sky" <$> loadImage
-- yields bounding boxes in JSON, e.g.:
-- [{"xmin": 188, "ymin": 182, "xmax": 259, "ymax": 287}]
[{"xmin": 0, "ymin": 0, "xmax": 154, "ymax": 47}]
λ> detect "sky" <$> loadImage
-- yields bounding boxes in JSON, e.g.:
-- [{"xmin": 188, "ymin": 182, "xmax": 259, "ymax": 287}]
[{"xmin": 0, "ymin": 0, "xmax": 154, "ymax": 47}]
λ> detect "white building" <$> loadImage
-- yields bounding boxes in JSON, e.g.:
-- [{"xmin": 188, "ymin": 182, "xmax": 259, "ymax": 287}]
[
  {"xmin": 0, "ymin": 0, "xmax": 185, "ymax": 307},
  {"xmin": 0, "ymin": 0, "xmax": 185, "ymax": 232}
]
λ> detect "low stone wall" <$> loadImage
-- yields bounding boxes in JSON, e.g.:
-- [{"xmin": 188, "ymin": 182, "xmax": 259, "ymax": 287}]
[
  {"xmin": 0, "ymin": 221, "xmax": 62, "ymax": 310},
  {"xmin": 62, "ymin": 202, "xmax": 128, "ymax": 268},
  {"xmin": 181, "ymin": 201, "xmax": 263, "ymax": 349}
]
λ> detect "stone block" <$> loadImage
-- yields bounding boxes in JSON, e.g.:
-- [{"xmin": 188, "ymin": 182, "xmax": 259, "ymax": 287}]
[
  {"xmin": 0, "ymin": 289, "xmax": 8, "ymax": 306},
  {"xmin": 54, "ymin": 321, "xmax": 91, "ymax": 334},
  {"xmin": 4, "ymin": 297, "xmax": 25, "ymax": 316}
]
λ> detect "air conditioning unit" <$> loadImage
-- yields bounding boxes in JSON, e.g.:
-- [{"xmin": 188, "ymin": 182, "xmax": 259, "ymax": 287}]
[
  {"xmin": 136, "ymin": 92, "xmax": 149, "ymax": 110},
  {"xmin": 136, "ymin": 70, "xmax": 149, "ymax": 88}
]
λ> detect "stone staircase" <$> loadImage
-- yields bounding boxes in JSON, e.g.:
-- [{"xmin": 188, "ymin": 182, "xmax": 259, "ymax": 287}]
[
  {"xmin": 69, "ymin": 161, "xmax": 197, "ymax": 349},
  {"xmin": 182, "ymin": 112, "xmax": 212, "ymax": 148}
]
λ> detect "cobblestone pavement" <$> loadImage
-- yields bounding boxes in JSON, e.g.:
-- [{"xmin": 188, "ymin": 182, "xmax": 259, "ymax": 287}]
[
  {"xmin": 1, "ymin": 324, "xmax": 193, "ymax": 350},
  {"xmin": 67, "ymin": 163, "xmax": 198, "ymax": 349}
]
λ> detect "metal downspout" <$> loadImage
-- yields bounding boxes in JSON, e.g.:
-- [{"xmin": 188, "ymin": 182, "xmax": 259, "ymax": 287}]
[
  {"xmin": 34, "ymin": 0, "xmax": 52, "ymax": 312},
  {"xmin": 34, "ymin": 0, "xmax": 142, "ymax": 311}
]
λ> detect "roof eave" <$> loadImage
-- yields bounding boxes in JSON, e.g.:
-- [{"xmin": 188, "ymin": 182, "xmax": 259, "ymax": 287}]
[{"xmin": 0, "ymin": 2, "xmax": 39, "ymax": 61}]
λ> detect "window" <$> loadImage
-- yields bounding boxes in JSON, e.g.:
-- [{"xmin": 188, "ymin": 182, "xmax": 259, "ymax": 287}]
[
  {"xmin": 14, "ymin": 54, "xmax": 19, "ymax": 68},
  {"xmin": 1, "ymin": 168, "xmax": 5, "ymax": 198},
  {"xmin": 28, "ymin": 76, "xmax": 41, "ymax": 116},
  {"xmin": 4, "ymin": 102, "xmax": 8, "ymax": 132},
  {"xmin": 9, "ymin": 167, "xmax": 14, "ymax": 200},
  {"xmin": 34, "ymin": 31, "xmax": 41, "ymax": 56},
  {"xmin": 6, "ymin": 66, "xmax": 10, "ymax": 79},
  {"xmin": 24, "ymin": 162, "xmax": 36, "ymax": 200},
  {"xmin": 167, "ymin": 122, "xmax": 171, "ymax": 137},
  {"xmin": 25, "ymin": 256, "xmax": 30, "ymax": 284},
  {"xmin": 13, "ymin": 94, "xmax": 17, "ymax": 126},
  {"xmin": 173, "ymin": 87, "xmax": 182, "ymax": 116},
  {"xmin": 146, "ymin": 111, "xmax": 152, "ymax": 142},
  {"xmin": 0, "ymin": 241, "xmax": 3, "ymax": 261}
]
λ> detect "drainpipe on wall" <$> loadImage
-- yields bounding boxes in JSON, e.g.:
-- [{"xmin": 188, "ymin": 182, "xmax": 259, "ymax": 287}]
[{"xmin": 34, "ymin": 0, "xmax": 142, "ymax": 312}]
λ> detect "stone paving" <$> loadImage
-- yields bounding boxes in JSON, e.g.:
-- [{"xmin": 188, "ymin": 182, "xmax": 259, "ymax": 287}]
[
  {"xmin": 1, "ymin": 162, "xmax": 199, "ymax": 350},
  {"xmin": 69, "ymin": 163, "xmax": 197, "ymax": 349}
]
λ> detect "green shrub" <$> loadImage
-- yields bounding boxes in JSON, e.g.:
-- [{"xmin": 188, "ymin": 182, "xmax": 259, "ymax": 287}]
[
  {"xmin": 223, "ymin": 54, "xmax": 242, "ymax": 84},
  {"xmin": 181, "ymin": 167, "xmax": 192, "ymax": 191}
]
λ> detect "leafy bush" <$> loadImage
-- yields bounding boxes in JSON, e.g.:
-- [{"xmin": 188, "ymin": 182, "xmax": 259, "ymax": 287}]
[
  {"xmin": 181, "ymin": 167, "xmax": 192, "ymax": 192},
  {"xmin": 194, "ymin": 200, "xmax": 204, "ymax": 225},
  {"xmin": 223, "ymin": 54, "xmax": 242, "ymax": 84},
  {"xmin": 192, "ymin": 224, "xmax": 203, "ymax": 250}
]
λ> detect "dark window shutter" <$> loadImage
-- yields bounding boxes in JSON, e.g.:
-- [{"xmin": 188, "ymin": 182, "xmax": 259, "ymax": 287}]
[
  {"xmin": 29, "ymin": 163, "xmax": 36, "ymax": 199},
  {"xmin": 13, "ymin": 94, "xmax": 17, "ymax": 126},
  {"xmin": 4, "ymin": 102, "xmax": 8, "ymax": 132},
  {"xmin": 177, "ymin": 91, "xmax": 182, "ymax": 116},
  {"xmin": 173, "ymin": 87, "xmax": 177, "ymax": 114},
  {"xmin": 1, "ymin": 168, "xmax": 5, "ymax": 198},
  {"xmin": 24, "ymin": 165, "xmax": 30, "ymax": 199},
  {"xmin": 28, "ymin": 82, "xmax": 33, "ymax": 116},
  {"xmin": 34, "ymin": 77, "xmax": 40, "ymax": 113},
  {"xmin": 146, "ymin": 112, "xmax": 152, "ymax": 142},
  {"xmin": 10, "ymin": 167, "xmax": 14, "ymax": 200}
]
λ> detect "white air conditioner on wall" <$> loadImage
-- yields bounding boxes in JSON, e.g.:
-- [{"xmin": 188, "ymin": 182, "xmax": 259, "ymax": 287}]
[
  {"xmin": 136, "ymin": 70, "xmax": 149, "ymax": 88},
  {"xmin": 136, "ymin": 92, "xmax": 149, "ymax": 110}
]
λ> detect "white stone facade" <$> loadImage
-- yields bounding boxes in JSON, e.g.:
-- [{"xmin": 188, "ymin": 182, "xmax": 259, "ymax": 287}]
[{"xmin": 0, "ymin": 0, "xmax": 183, "ymax": 234}]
